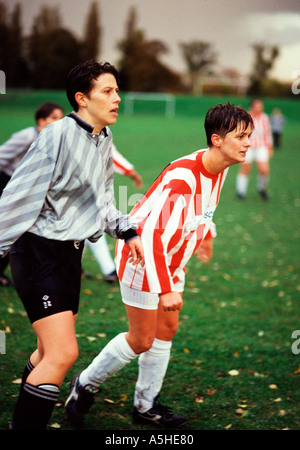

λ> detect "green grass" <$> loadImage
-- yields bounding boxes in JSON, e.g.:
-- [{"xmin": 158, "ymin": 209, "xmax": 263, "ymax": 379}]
[{"xmin": 0, "ymin": 92, "xmax": 299, "ymax": 431}]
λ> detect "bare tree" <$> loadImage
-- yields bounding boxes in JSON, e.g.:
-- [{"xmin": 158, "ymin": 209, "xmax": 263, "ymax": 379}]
[
  {"xmin": 179, "ymin": 40, "xmax": 217, "ymax": 94},
  {"xmin": 248, "ymin": 43, "xmax": 280, "ymax": 95}
]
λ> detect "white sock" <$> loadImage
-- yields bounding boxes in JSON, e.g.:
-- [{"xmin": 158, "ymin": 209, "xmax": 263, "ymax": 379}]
[
  {"xmin": 236, "ymin": 173, "xmax": 249, "ymax": 196},
  {"xmin": 134, "ymin": 338, "xmax": 172, "ymax": 413},
  {"xmin": 79, "ymin": 332, "xmax": 138, "ymax": 388},
  {"xmin": 257, "ymin": 174, "xmax": 269, "ymax": 192},
  {"xmin": 86, "ymin": 236, "xmax": 115, "ymax": 276}
]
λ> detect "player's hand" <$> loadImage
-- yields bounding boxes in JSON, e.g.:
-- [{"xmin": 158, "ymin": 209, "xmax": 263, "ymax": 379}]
[
  {"xmin": 196, "ymin": 238, "xmax": 213, "ymax": 264},
  {"xmin": 159, "ymin": 292, "xmax": 183, "ymax": 312},
  {"xmin": 127, "ymin": 237, "xmax": 144, "ymax": 267},
  {"xmin": 129, "ymin": 171, "xmax": 143, "ymax": 188},
  {"xmin": 269, "ymin": 146, "xmax": 274, "ymax": 158}
]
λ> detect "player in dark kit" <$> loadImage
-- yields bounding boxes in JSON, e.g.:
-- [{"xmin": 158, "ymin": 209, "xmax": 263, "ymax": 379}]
[{"xmin": 0, "ymin": 60, "xmax": 144, "ymax": 430}]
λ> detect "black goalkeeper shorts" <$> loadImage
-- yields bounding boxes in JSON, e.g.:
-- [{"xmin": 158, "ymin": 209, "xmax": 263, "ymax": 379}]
[{"xmin": 10, "ymin": 232, "xmax": 84, "ymax": 324}]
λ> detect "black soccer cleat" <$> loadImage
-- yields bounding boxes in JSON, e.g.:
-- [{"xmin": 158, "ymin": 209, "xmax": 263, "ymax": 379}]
[
  {"xmin": 132, "ymin": 395, "xmax": 187, "ymax": 428},
  {"xmin": 103, "ymin": 269, "xmax": 118, "ymax": 283},
  {"xmin": 65, "ymin": 373, "xmax": 99, "ymax": 428},
  {"xmin": 259, "ymin": 189, "xmax": 269, "ymax": 201}
]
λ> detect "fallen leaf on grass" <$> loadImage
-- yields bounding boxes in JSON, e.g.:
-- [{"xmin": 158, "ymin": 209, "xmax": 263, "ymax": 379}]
[
  {"xmin": 195, "ymin": 397, "xmax": 204, "ymax": 404},
  {"xmin": 12, "ymin": 378, "xmax": 22, "ymax": 384},
  {"xmin": 294, "ymin": 368, "xmax": 300, "ymax": 375},
  {"xmin": 87, "ymin": 336, "xmax": 97, "ymax": 342},
  {"xmin": 104, "ymin": 395, "xmax": 128, "ymax": 405},
  {"xmin": 269, "ymin": 384, "xmax": 278, "ymax": 389},
  {"xmin": 253, "ymin": 371, "xmax": 268, "ymax": 378},
  {"xmin": 224, "ymin": 424, "xmax": 232, "ymax": 429},
  {"xmin": 183, "ymin": 348, "xmax": 190, "ymax": 354},
  {"xmin": 97, "ymin": 333, "xmax": 107, "ymax": 338},
  {"xmin": 206, "ymin": 389, "xmax": 216, "ymax": 396},
  {"xmin": 235, "ymin": 408, "xmax": 249, "ymax": 417},
  {"xmin": 228, "ymin": 369, "xmax": 239, "ymax": 376},
  {"xmin": 83, "ymin": 289, "xmax": 92, "ymax": 295},
  {"xmin": 49, "ymin": 423, "xmax": 61, "ymax": 428}
]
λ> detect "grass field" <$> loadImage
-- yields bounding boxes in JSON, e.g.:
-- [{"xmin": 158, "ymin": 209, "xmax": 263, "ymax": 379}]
[{"xmin": 0, "ymin": 91, "xmax": 299, "ymax": 432}]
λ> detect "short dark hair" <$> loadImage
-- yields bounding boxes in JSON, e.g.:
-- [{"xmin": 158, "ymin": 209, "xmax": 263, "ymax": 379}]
[
  {"xmin": 34, "ymin": 102, "xmax": 64, "ymax": 122},
  {"xmin": 66, "ymin": 60, "xmax": 120, "ymax": 111},
  {"xmin": 204, "ymin": 102, "xmax": 254, "ymax": 146}
]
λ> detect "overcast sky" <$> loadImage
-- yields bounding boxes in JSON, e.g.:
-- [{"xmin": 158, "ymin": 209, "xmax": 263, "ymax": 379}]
[{"xmin": 6, "ymin": 0, "xmax": 300, "ymax": 82}]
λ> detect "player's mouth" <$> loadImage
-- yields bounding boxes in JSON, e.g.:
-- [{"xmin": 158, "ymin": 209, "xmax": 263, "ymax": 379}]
[{"xmin": 110, "ymin": 107, "xmax": 119, "ymax": 117}]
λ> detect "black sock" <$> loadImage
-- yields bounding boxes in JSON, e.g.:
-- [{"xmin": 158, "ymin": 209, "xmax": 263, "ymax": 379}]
[
  {"xmin": 12, "ymin": 382, "xmax": 59, "ymax": 430},
  {"xmin": 21, "ymin": 359, "xmax": 35, "ymax": 388}
]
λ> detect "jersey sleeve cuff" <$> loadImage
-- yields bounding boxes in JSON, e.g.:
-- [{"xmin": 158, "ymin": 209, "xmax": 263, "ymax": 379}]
[{"xmin": 119, "ymin": 228, "xmax": 138, "ymax": 243}]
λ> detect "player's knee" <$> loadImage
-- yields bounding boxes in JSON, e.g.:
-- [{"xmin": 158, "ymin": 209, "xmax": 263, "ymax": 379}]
[
  {"xmin": 167, "ymin": 322, "xmax": 179, "ymax": 339},
  {"xmin": 64, "ymin": 345, "xmax": 79, "ymax": 368},
  {"xmin": 159, "ymin": 322, "xmax": 178, "ymax": 341},
  {"xmin": 48, "ymin": 345, "xmax": 78, "ymax": 371},
  {"xmin": 130, "ymin": 334, "xmax": 155, "ymax": 354}
]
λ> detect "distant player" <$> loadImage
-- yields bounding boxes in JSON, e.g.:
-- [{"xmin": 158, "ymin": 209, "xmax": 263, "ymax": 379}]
[
  {"xmin": 0, "ymin": 60, "xmax": 143, "ymax": 430},
  {"xmin": 0, "ymin": 102, "xmax": 64, "ymax": 286},
  {"xmin": 65, "ymin": 102, "xmax": 253, "ymax": 428},
  {"xmin": 236, "ymin": 98, "xmax": 273, "ymax": 200}
]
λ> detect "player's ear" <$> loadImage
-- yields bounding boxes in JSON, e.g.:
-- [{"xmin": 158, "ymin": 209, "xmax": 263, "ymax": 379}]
[
  {"xmin": 211, "ymin": 133, "xmax": 223, "ymax": 147},
  {"xmin": 74, "ymin": 92, "xmax": 87, "ymax": 109}
]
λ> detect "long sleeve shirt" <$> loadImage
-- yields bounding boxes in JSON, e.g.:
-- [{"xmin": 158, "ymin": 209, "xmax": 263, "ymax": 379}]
[
  {"xmin": 0, "ymin": 126, "xmax": 39, "ymax": 176},
  {"xmin": 0, "ymin": 113, "xmax": 135, "ymax": 257},
  {"xmin": 112, "ymin": 144, "xmax": 134, "ymax": 175},
  {"xmin": 116, "ymin": 149, "xmax": 227, "ymax": 294}
]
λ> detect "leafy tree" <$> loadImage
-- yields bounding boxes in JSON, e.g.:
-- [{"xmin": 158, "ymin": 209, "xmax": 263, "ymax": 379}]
[
  {"xmin": 0, "ymin": 2, "xmax": 28, "ymax": 87},
  {"xmin": 117, "ymin": 7, "xmax": 183, "ymax": 92},
  {"xmin": 0, "ymin": 3, "xmax": 10, "ymax": 73},
  {"xmin": 28, "ymin": 6, "xmax": 82, "ymax": 88},
  {"xmin": 179, "ymin": 40, "xmax": 217, "ymax": 94},
  {"xmin": 82, "ymin": 1, "xmax": 101, "ymax": 60}
]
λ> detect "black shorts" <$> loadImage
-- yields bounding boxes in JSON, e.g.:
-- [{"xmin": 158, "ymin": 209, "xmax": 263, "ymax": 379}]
[{"xmin": 10, "ymin": 232, "xmax": 84, "ymax": 324}]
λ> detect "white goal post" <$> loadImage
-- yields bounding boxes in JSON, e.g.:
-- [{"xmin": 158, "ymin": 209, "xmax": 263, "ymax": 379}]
[{"xmin": 124, "ymin": 92, "xmax": 176, "ymax": 118}]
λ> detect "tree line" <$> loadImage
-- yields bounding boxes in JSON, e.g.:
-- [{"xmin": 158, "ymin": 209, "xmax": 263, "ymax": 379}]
[{"xmin": 0, "ymin": 1, "xmax": 290, "ymax": 96}]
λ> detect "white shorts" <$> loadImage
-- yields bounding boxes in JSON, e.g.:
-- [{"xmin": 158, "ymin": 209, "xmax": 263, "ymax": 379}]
[
  {"xmin": 244, "ymin": 146, "xmax": 269, "ymax": 164},
  {"xmin": 120, "ymin": 282, "xmax": 159, "ymax": 310},
  {"xmin": 119, "ymin": 281, "xmax": 185, "ymax": 310}
]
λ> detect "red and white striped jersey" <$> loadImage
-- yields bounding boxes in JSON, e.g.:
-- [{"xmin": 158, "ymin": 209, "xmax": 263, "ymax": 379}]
[
  {"xmin": 250, "ymin": 113, "xmax": 273, "ymax": 149},
  {"xmin": 116, "ymin": 149, "xmax": 228, "ymax": 294},
  {"xmin": 112, "ymin": 144, "xmax": 134, "ymax": 175}
]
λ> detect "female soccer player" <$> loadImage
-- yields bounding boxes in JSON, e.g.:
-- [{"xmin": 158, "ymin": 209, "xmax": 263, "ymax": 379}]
[
  {"xmin": 0, "ymin": 60, "xmax": 143, "ymax": 429},
  {"xmin": 236, "ymin": 98, "xmax": 273, "ymax": 200},
  {"xmin": 65, "ymin": 102, "xmax": 253, "ymax": 428},
  {"xmin": 0, "ymin": 102, "xmax": 64, "ymax": 286}
]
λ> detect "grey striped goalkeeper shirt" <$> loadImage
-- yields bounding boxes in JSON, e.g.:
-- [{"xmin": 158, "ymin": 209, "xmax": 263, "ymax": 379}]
[
  {"xmin": 0, "ymin": 113, "xmax": 135, "ymax": 257},
  {"xmin": 0, "ymin": 126, "xmax": 39, "ymax": 176}
]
